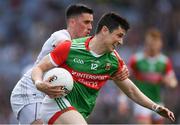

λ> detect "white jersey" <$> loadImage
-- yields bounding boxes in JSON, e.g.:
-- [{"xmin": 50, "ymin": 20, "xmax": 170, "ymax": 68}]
[{"xmin": 11, "ymin": 29, "xmax": 71, "ymax": 118}]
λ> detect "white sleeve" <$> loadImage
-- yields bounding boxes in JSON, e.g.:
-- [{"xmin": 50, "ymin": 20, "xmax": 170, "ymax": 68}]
[
  {"xmin": 51, "ymin": 30, "xmax": 71, "ymax": 47},
  {"xmin": 35, "ymin": 30, "xmax": 71, "ymax": 64}
]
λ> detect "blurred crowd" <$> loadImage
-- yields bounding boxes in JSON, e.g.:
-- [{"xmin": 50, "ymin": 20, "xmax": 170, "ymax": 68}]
[{"xmin": 0, "ymin": 0, "xmax": 179, "ymax": 123}]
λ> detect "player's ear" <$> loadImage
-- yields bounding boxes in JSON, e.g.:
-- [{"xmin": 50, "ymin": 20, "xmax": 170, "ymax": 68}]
[
  {"xmin": 101, "ymin": 26, "xmax": 109, "ymax": 35},
  {"xmin": 67, "ymin": 18, "xmax": 76, "ymax": 27}
]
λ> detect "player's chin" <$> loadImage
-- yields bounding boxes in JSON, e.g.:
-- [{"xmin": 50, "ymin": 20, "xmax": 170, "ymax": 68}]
[
  {"xmin": 109, "ymin": 47, "xmax": 115, "ymax": 52},
  {"xmin": 83, "ymin": 32, "xmax": 89, "ymax": 36},
  {"xmin": 111, "ymin": 45, "xmax": 116, "ymax": 51}
]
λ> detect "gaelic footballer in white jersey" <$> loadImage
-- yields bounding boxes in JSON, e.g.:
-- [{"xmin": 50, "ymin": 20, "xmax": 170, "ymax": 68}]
[{"xmin": 10, "ymin": 29, "xmax": 71, "ymax": 123}]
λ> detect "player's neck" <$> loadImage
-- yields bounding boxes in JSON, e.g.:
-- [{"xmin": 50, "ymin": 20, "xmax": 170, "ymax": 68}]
[
  {"xmin": 145, "ymin": 50, "xmax": 160, "ymax": 57},
  {"xmin": 67, "ymin": 28, "xmax": 76, "ymax": 39},
  {"xmin": 89, "ymin": 36, "xmax": 106, "ymax": 55}
]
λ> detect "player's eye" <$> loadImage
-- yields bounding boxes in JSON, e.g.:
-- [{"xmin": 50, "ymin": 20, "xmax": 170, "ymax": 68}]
[
  {"xmin": 84, "ymin": 20, "xmax": 91, "ymax": 24},
  {"xmin": 118, "ymin": 33, "xmax": 123, "ymax": 38}
]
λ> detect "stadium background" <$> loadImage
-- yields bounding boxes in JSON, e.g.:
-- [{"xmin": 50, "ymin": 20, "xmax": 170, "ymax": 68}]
[{"xmin": 0, "ymin": 0, "xmax": 179, "ymax": 123}]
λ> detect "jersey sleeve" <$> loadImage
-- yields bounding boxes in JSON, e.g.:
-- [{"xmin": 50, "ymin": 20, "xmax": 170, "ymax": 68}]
[
  {"xmin": 128, "ymin": 55, "xmax": 137, "ymax": 74},
  {"xmin": 50, "ymin": 40, "xmax": 71, "ymax": 66},
  {"xmin": 165, "ymin": 58, "xmax": 175, "ymax": 76},
  {"xmin": 111, "ymin": 50, "xmax": 128, "ymax": 80}
]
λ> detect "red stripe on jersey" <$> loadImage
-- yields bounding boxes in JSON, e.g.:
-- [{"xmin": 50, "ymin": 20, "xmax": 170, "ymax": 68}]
[
  {"xmin": 50, "ymin": 40, "xmax": 71, "ymax": 66},
  {"xmin": 48, "ymin": 107, "xmax": 76, "ymax": 124},
  {"xmin": 61, "ymin": 64, "xmax": 110, "ymax": 90},
  {"xmin": 128, "ymin": 55, "xmax": 162, "ymax": 82},
  {"xmin": 134, "ymin": 72, "xmax": 162, "ymax": 83}
]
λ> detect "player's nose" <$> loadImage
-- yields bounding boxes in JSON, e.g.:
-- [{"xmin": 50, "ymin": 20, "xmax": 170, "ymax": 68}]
[
  {"xmin": 118, "ymin": 39, "xmax": 123, "ymax": 45},
  {"xmin": 88, "ymin": 23, "xmax": 92, "ymax": 30}
]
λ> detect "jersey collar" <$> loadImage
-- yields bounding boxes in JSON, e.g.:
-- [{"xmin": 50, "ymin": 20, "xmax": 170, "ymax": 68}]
[
  {"xmin": 85, "ymin": 36, "xmax": 94, "ymax": 51},
  {"xmin": 85, "ymin": 36, "xmax": 104, "ymax": 57}
]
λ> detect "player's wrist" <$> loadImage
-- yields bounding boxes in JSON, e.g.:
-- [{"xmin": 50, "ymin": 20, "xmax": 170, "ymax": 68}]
[
  {"xmin": 152, "ymin": 104, "xmax": 160, "ymax": 112},
  {"xmin": 35, "ymin": 80, "xmax": 43, "ymax": 85}
]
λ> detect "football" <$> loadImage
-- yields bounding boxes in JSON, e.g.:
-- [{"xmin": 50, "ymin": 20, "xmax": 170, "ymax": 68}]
[{"xmin": 43, "ymin": 68, "xmax": 74, "ymax": 96}]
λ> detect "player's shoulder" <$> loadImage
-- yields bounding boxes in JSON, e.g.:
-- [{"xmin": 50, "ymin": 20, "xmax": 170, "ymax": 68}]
[
  {"xmin": 50, "ymin": 29, "xmax": 71, "ymax": 47},
  {"xmin": 129, "ymin": 51, "xmax": 144, "ymax": 61},
  {"xmin": 110, "ymin": 50, "xmax": 124, "ymax": 63},
  {"xmin": 57, "ymin": 40, "xmax": 72, "ymax": 47},
  {"xmin": 52, "ymin": 29, "xmax": 71, "ymax": 38},
  {"xmin": 111, "ymin": 50, "xmax": 121, "ymax": 58},
  {"xmin": 158, "ymin": 53, "xmax": 170, "ymax": 63},
  {"xmin": 72, "ymin": 36, "xmax": 90, "ymax": 43},
  {"xmin": 53, "ymin": 40, "xmax": 72, "ymax": 53},
  {"xmin": 71, "ymin": 36, "xmax": 91, "ymax": 50}
]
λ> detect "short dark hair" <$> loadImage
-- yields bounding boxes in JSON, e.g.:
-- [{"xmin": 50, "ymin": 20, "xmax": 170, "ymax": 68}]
[
  {"xmin": 66, "ymin": 4, "xmax": 93, "ymax": 19},
  {"xmin": 96, "ymin": 12, "xmax": 130, "ymax": 34}
]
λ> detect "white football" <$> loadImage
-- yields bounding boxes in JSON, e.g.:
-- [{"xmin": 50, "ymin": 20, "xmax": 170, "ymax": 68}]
[{"xmin": 43, "ymin": 68, "xmax": 74, "ymax": 96}]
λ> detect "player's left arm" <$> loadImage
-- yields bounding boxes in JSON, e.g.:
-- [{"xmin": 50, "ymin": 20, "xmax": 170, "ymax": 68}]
[
  {"xmin": 113, "ymin": 78, "xmax": 175, "ymax": 122},
  {"xmin": 162, "ymin": 58, "xmax": 178, "ymax": 88}
]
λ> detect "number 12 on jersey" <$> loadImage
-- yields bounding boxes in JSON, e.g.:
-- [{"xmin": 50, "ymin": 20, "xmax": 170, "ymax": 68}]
[{"xmin": 91, "ymin": 63, "xmax": 98, "ymax": 70}]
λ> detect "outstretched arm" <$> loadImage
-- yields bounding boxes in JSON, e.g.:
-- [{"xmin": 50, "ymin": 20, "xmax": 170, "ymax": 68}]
[{"xmin": 114, "ymin": 78, "xmax": 175, "ymax": 122}]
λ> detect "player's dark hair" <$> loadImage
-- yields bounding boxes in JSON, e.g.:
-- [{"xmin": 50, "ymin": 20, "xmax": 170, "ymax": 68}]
[
  {"xmin": 95, "ymin": 12, "xmax": 130, "ymax": 34},
  {"xmin": 66, "ymin": 4, "xmax": 93, "ymax": 19}
]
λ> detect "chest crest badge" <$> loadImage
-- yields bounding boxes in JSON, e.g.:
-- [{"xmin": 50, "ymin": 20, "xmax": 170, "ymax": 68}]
[{"xmin": 105, "ymin": 63, "xmax": 111, "ymax": 70}]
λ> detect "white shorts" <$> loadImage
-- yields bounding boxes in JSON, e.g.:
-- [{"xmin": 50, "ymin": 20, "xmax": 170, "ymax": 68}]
[
  {"xmin": 10, "ymin": 76, "xmax": 45, "ymax": 116},
  {"xmin": 134, "ymin": 103, "xmax": 163, "ymax": 121},
  {"xmin": 40, "ymin": 96, "xmax": 76, "ymax": 124},
  {"xmin": 10, "ymin": 92, "xmax": 43, "ymax": 124},
  {"xmin": 18, "ymin": 102, "xmax": 42, "ymax": 124}
]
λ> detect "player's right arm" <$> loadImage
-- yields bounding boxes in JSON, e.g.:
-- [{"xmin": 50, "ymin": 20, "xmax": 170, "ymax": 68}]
[
  {"xmin": 32, "ymin": 54, "xmax": 65, "ymax": 98},
  {"xmin": 32, "ymin": 41, "xmax": 71, "ymax": 98}
]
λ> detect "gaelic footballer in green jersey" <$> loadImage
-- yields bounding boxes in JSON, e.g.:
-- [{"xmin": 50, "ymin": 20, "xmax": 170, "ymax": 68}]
[
  {"xmin": 128, "ymin": 27, "xmax": 177, "ymax": 124},
  {"xmin": 33, "ymin": 13, "xmax": 175, "ymax": 124},
  {"xmin": 129, "ymin": 52, "xmax": 175, "ymax": 102},
  {"xmin": 42, "ymin": 36, "xmax": 126, "ymax": 123}
]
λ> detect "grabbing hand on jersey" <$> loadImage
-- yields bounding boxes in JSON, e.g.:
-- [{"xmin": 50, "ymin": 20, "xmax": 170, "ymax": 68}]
[
  {"xmin": 35, "ymin": 77, "xmax": 66, "ymax": 98},
  {"xmin": 111, "ymin": 65, "xmax": 129, "ymax": 81}
]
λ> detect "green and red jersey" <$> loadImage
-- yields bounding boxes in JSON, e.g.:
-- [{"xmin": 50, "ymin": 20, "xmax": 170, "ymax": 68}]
[
  {"xmin": 50, "ymin": 36, "xmax": 125, "ymax": 118},
  {"xmin": 129, "ymin": 52, "xmax": 174, "ymax": 103}
]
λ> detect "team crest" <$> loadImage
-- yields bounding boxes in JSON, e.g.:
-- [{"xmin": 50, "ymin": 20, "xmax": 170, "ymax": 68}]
[{"xmin": 105, "ymin": 63, "xmax": 111, "ymax": 70}]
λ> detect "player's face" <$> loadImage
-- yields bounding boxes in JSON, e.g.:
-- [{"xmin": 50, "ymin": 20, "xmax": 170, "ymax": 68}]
[
  {"xmin": 74, "ymin": 13, "xmax": 93, "ymax": 38},
  {"xmin": 145, "ymin": 35, "xmax": 162, "ymax": 54},
  {"xmin": 103, "ymin": 26, "xmax": 126, "ymax": 52}
]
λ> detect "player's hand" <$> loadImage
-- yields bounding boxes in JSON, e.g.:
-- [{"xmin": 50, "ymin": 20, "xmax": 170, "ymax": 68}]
[
  {"xmin": 153, "ymin": 105, "xmax": 175, "ymax": 122},
  {"xmin": 111, "ymin": 65, "xmax": 129, "ymax": 81},
  {"xmin": 161, "ymin": 75, "xmax": 177, "ymax": 88},
  {"xmin": 35, "ymin": 77, "xmax": 65, "ymax": 98},
  {"xmin": 118, "ymin": 101, "xmax": 130, "ymax": 115}
]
